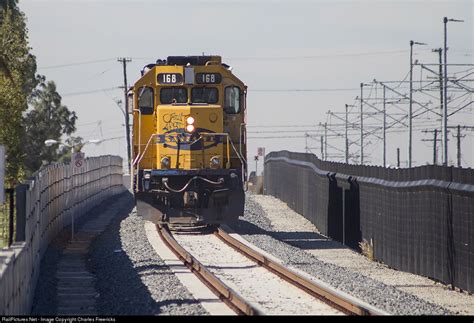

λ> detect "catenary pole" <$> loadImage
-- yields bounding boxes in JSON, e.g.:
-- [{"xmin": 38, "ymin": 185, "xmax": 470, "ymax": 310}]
[
  {"xmin": 443, "ymin": 18, "xmax": 449, "ymax": 166},
  {"xmin": 383, "ymin": 85, "xmax": 387, "ymax": 167},
  {"xmin": 409, "ymin": 40, "xmax": 427, "ymax": 167},
  {"xmin": 397, "ymin": 148, "xmax": 400, "ymax": 168},
  {"xmin": 320, "ymin": 136, "xmax": 324, "ymax": 160},
  {"xmin": 360, "ymin": 83, "xmax": 364, "ymax": 165},
  {"xmin": 433, "ymin": 48, "xmax": 445, "ymax": 162},
  {"xmin": 409, "ymin": 41, "xmax": 414, "ymax": 168},
  {"xmin": 324, "ymin": 122, "xmax": 328, "ymax": 161}
]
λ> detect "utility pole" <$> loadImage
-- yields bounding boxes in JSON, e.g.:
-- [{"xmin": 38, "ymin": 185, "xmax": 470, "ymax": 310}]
[
  {"xmin": 118, "ymin": 57, "xmax": 132, "ymax": 171},
  {"xmin": 397, "ymin": 148, "xmax": 400, "ymax": 168},
  {"xmin": 324, "ymin": 122, "xmax": 328, "ymax": 161},
  {"xmin": 382, "ymin": 85, "xmax": 387, "ymax": 167},
  {"xmin": 422, "ymin": 129, "xmax": 441, "ymax": 165},
  {"xmin": 345, "ymin": 104, "xmax": 349, "ymax": 163}
]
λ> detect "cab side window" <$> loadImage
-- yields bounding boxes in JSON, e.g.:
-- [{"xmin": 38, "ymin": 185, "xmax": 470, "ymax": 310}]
[
  {"xmin": 138, "ymin": 87, "xmax": 154, "ymax": 115},
  {"xmin": 224, "ymin": 86, "xmax": 240, "ymax": 114}
]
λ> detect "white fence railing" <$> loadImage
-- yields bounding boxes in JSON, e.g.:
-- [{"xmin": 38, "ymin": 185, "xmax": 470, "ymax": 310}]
[{"xmin": 0, "ymin": 155, "xmax": 126, "ymax": 314}]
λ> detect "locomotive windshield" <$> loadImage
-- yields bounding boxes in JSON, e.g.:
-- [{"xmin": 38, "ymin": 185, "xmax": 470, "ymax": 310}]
[
  {"xmin": 191, "ymin": 87, "xmax": 218, "ymax": 104},
  {"xmin": 160, "ymin": 87, "xmax": 187, "ymax": 104}
]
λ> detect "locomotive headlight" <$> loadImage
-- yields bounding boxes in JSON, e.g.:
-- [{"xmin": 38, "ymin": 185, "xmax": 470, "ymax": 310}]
[
  {"xmin": 161, "ymin": 156, "xmax": 170, "ymax": 168},
  {"xmin": 186, "ymin": 124, "xmax": 195, "ymax": 132},
  {"xmin": 210, "ymin": 156, "xmax": 220, "ymax": 168},
  {"xmin": 186, "ymin": 116, "xmax": 195, "ymax": 125}
]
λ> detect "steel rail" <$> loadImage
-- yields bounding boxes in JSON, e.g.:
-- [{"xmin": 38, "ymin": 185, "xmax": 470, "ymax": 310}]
[
  {"xmin": 215, "ymin": 227, "xmax": 388, "ymax": 316},
  {"xmin": 156, "ymin": 224, "xmax": 262, "ymax": 315}
]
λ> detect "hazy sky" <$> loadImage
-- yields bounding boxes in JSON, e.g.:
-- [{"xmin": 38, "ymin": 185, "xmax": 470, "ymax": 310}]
[{"xmin": 20, "ymin": 0, "xmax": 473, "ymax": 173}]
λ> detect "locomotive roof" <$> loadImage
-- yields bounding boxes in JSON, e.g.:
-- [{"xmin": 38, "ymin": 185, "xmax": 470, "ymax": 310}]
[
  {"xmin": 162, "ymin": 56, "xmax": 222, "ymax": 66},
  {"xmin": 139, "ymin": 55, "xmax": 236, "ymax": 80}
]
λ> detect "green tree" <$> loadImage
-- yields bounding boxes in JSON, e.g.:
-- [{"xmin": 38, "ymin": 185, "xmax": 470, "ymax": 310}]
[
  {"xmin": 23, "ymin": 80, "xmax": 77, "ymax": 175},
  {"xmin": 0, "ymin": 0, "xmax": 39, "ymax": 185}
]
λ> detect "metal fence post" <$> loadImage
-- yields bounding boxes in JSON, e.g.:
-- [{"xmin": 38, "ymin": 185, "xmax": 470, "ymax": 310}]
[
  {"xmin": 6, "ymin": 188, "xmax": 14, "ymax": 246},
  {"xmin": 71, "ymin": 163, "xmax": 75, "ymax": 241},
  {"xmin": 15, "ymin": 184, "xmax": 28, "ymax": 242}
]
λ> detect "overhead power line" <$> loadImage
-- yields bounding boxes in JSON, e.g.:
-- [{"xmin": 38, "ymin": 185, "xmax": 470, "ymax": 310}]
[
  {"xmin": 247, "ymin": 124, "xmax": 317, "ymax": 128},
  {"xmin": 38, "ymin": 58, "xmax": 117, "ymax": 70},
  {"xmin": 61, "ymin": 87, "xmax": 121, "ymax": 97},
  {"xmin": 38, "ymin": 49, "xmax": 428, "ymax": 70},
  {"xmin": 227, "ymin": 49, "xmax": 426, "ymax": 61},
  {"xmin": 251, "ymin": 88, "xmax": 359, "ymax": 92}
]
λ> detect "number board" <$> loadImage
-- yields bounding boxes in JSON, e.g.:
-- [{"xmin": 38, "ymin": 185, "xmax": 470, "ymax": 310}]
[
  {"xmin": 195, "ymin": 73, "xmax": 222, "ymax": 84},
  {"xmin": 157, "ymin": 73, "xmax": 183, "ymax": 84}
]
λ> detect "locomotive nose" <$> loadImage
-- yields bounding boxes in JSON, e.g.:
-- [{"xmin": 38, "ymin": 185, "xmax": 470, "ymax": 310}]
[{"xmin": 157, "ymin": 104, "xmax": 224, "ymax": 169}]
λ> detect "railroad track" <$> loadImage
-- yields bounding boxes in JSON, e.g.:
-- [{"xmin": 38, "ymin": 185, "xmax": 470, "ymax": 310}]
[{"xmin": 156, "ymin": 223, "xmax": 388, "ymax": 316}]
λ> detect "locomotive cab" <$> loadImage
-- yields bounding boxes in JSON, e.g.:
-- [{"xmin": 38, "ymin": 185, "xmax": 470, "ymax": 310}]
[{"xmin": 131, "ymin": 56, "xmax": 247, "ymax": 226}]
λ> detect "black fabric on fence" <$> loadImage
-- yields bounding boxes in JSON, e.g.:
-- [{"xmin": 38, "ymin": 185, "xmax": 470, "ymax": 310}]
[{"xmin": 264, "ymin": 150, "xmax": 474, "ymax": 294}]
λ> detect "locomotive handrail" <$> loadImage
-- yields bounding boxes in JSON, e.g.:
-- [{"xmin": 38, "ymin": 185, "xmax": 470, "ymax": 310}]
[
  {"xmin": 205, "ymin": 60, "xmax": 220, "ymax": 66},
  {"xmin": 240, "ymin": 122, "xmax": 248, "ymax": 190},
  {"xmin": 133, "ymin": 133, "xmax": 157, "ymax": 188},
  {"xmin": 239, "ymin": 123, "xmax": 247, "ymax": 164},
  {"xmin": 132, "ymin": 134, "xmax": 156, "ymax": 167}
]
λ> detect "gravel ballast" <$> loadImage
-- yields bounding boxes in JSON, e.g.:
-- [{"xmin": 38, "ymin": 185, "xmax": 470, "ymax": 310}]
[
  {"xmin": 228, "ymin": 193, "xmax": 461, "ymax": 315},
  {"xmin": 89, "ymin": 195, "xmax": 208, "ymax": 315}
]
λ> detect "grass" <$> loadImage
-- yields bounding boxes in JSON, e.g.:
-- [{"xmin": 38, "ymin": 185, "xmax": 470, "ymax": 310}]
[{"xmin": 359, "ymin": 238, "xmax": 374, "ymax": 261}]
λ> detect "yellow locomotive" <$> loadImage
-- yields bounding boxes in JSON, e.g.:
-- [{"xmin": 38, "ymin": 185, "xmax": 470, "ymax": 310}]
[{"xmin": 130, "ymin": 56, "xmax": 247, "ymax": 226}]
